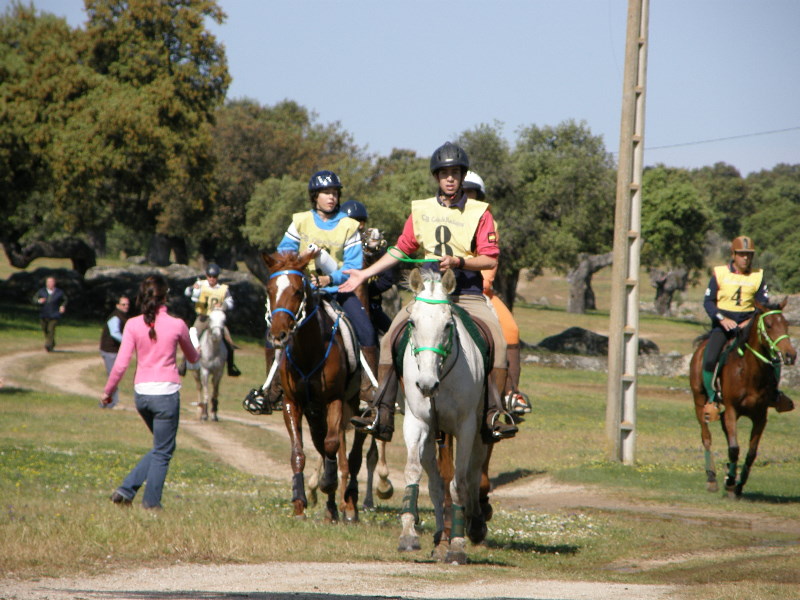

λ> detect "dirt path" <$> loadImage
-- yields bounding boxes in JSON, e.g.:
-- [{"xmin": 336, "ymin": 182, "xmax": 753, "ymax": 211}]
[{"xmin": 0, "ymin": 343, "xmax": 757, "ymax": 600}]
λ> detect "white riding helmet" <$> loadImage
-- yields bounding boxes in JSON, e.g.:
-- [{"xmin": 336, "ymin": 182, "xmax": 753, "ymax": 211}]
[{"xmin": 462, "ymin": 171, "xmax": 486, "ymax": 200}]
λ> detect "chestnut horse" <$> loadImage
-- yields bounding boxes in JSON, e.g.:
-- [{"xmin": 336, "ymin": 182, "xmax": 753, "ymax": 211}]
[
  {"xmin": 689, "ymin": 299, "xmax": 796, "ymax": 497},
  {"xmin": 262, "ymin": 250, "xmax": 365, "ymax": 521}
]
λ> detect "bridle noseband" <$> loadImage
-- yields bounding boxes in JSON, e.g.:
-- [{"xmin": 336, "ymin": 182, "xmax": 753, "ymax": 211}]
[{"xmin": 265, "ymin": 269, "xmax": 317, "ymax": 334}]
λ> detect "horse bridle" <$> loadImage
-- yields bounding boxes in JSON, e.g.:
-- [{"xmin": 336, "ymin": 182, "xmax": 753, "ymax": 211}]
[
  {"xmin": 265, "ymin": 269, "xmax": 318, "ymax": 334},
  {"xmin": 409, "ymin": 295, "xmax": 459, "ymax": 380},
  {"xmin": 740, "ymin": 309, "xmax": 790, "ymax": 366}
]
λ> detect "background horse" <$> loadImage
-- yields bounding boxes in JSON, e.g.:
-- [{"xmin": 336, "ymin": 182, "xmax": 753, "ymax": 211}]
[
  {"xmin": 262, "ymin": 250, "xmax": 365, "ymax": 521},
  {"xmin": 398, "ymin": 268, "xmax": 488, "ymax": 564},
  {"xmin": 192, "ymin": 304, "xmax": 227, "ymax": 421},
  {"xmin": 689, "ymin": 299, "xmax": 796, "ymax": 497}
]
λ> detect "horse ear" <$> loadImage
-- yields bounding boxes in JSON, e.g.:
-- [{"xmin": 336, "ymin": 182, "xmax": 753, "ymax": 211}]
[
  {"xmin": 409, "ymin": 269, "xmax": 423, "ymax": 293},
  {"xmin": 262, "ymin": 252, "xmax": 277, "ymax": 268},
  {"xmin": 780, "ymin": 296, "xmax": 788, "ymax": 310},
  {"xmin": 442, "ymin": 268, "xmax": 456, "ymax": 294}
]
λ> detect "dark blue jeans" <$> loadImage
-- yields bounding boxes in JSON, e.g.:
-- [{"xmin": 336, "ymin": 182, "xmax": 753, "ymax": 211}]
[{"xmin": 117, "ymin": 391, "xmax": 180, "ymax": 508}]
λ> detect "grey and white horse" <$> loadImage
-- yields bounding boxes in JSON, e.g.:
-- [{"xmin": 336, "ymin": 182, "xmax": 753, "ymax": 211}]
[
  {"xmin": 192, "ymin": 306, "xmax": 227, "ymax": 421},
  {"xmin": 398, "ymin": 268, "xmax": 488, "ymax": 564}
]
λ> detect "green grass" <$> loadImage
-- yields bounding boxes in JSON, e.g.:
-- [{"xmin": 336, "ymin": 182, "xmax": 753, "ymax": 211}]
[{"xmin": 2, "ymin": 267, "xmax": 800, "ymax": 597}]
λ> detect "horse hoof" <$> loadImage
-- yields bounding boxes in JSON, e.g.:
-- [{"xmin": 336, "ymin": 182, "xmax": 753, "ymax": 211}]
[
  {"xmin": 467, "ymin": 518, "xmax": 487, "ymax": 545},
  {"xmin": 431, "ymin": 543, "xmax": 449, "ymax": 562},
  {"xmin": 343, "ymin": 510, "xmax": 359, "ymax": 523},
  {"xmin": 707, "ymin": 481, "xmax": 719, "ymax": 493},
  {"xmin": 211, "ymin": 413, "xmax": 219, "ymax": 422},
  {"xmin": 398, "ymin": 536, "xmax": 421, "ymax": 552},
  {"xmin": 293, "ymin": 513, "xmax": 307, "ymax": 520},
  {"xmin": 444, "ymin": 550, "xmax": 467, "ymax": 565},
  {"xmin": 376, "ymin": 481, "xmax": 394, "ymax": 500}
]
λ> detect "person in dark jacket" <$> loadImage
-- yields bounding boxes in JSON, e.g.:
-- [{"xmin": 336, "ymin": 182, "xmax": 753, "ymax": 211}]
[
  {"xmin": 99, "ymin": 296, "xmax": 131, "ymax": 408},
  {"xmin": 34, "ymin": 276, "xmax": 67, "ymax": 352}
]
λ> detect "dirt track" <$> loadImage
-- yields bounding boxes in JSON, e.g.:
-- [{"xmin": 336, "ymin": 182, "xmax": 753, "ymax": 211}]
[{"xmin": 2, "ymin": 343, "xmax": 793, "ymax": 600}]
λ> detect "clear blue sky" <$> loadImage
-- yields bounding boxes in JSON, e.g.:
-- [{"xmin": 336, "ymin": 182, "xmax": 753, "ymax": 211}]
[{"xmin": 13, "ymin": 0, "xmax": 800, "ymax": 176}]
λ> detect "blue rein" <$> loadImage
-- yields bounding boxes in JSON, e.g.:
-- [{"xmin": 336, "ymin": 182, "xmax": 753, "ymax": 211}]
[{"xmin": 267, "ymin": 267, "xmax": 339, "ymax": 393}]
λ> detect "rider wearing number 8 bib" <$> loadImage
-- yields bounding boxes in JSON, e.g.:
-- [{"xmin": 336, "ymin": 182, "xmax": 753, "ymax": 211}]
[
  {"xmin": 340, "ymin": 141, "xmax": 518, "ymax": 442},
  {"xmin": 701, "ymin": 235, "xmax": 770, "ymax": 406}
]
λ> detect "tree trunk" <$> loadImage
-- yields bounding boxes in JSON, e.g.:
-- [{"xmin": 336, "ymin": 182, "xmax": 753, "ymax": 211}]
[
  {"xmin": 494, "ymin": 268, "xmax": 520, "ymax": 312},
  {"xmin": 241, "ymin": 244, "xmax": 270, "ymax": 285},
  {"xmin": 650, "ymin": 267, "xmax": 688, "ymax": 316},
  {"xmin": 2, "ymin": 238, "xmax": 96, "ymax": 276},
  {"xmin": 567, "ymin": 252, "xmax": 613, "ymax": 314},
  {"xmin": 146, "ymin": 234, "xmax": 171, "ymax": 266}
]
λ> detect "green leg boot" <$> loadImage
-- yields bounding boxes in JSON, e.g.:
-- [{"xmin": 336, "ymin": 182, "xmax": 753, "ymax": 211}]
[{"xmin": 702, "ymin": 369, "xmax": 717, "ymax": 404}]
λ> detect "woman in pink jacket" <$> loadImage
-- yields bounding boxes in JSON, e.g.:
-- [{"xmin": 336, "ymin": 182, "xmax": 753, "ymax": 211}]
[{"xmin": 102, "ymin": 274, "xmax": 199, "ymax": 509}]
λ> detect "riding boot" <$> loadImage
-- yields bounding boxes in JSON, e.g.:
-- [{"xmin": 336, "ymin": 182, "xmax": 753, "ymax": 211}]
[
  {"xmin": 506, "ymin": 343, "xmax": 521, "ymax": 396},
  {"xmin": 351, "ymin": 363, "xmax": 397, "ymax": 442},
  {"xmin": 485, "ymin": 367, "xmax": 518, "ymax": 441},
  {"xmin": 701, "ymin": 369, "xmax": 720, "ymax": 423},
  {"xmin": 360, "ymin": 345, "xmax": 379, "ymax": 411},
  {"xmin": 224, "ymin": 339, "xmax": 241, "ymax": 377},
  {"xmin": 772, "ymin": 390, "xmax": 795, "ymax": 413}
]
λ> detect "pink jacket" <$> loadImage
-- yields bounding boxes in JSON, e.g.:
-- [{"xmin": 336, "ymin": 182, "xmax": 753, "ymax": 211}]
[{"xmin": 104, "ymin": 306, "xmax": 199, "ymax": 395}]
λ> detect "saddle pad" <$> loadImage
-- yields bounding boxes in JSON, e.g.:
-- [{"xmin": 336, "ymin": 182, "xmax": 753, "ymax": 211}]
[{"xmin": 321, "ymin": 300, "xmax": 359, "ymax": 374}]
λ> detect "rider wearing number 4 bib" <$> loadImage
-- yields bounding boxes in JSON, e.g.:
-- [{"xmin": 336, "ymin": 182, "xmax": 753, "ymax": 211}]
[
  {"xmin": 340, "ymin": 142, "xmax": 518, "ymax": 442},
  {"xmin": 702, "ymin": 235, "xmax": 791, "ymax": 414}
]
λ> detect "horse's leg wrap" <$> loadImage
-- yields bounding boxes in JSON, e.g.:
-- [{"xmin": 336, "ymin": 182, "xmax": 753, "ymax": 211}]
[
  {"xmin": 401, "ymin": 483, "xmax": 419, "ymax": 525},
  {"xmin": 291, "ymin": 472, "xmax": 307, "ymax": 508},
  {"xmin": 451, "ymin": 503, "xmax": 465, "ymax": 540},
  {"xmin": 319, "ymin": 456, "xmax": 338, "ymax": 495}
]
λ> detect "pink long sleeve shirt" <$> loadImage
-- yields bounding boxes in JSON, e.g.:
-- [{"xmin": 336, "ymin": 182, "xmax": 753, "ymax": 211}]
[{"xmin": 104, "ymin": 306, "xmax": 199, "ymax": 396}]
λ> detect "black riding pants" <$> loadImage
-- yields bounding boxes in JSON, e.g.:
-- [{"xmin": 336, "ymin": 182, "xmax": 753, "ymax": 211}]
[{"xmin": 703, "ymin": 326, "xmax": 737, "ymax": 372}]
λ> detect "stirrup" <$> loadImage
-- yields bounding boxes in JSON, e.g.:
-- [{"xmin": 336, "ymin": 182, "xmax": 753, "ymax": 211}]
[
  {"xmin": 488, "ymin": 411, "xmax": 518, "ymax": 440},
  {"xmin": 351, "ymin": 407, "xmax": 378, "ymax": 431}
]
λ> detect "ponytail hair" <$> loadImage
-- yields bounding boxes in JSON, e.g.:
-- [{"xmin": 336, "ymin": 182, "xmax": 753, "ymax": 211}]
[{"xmin": 136, "ymin": 275, "xmax": 168, "ymax": 341}]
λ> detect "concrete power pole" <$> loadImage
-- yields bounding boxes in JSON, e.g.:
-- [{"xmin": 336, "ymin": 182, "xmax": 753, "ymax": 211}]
[{"xmin": 606, "ymin": 0, "xmax": 650, "ymax": 464}]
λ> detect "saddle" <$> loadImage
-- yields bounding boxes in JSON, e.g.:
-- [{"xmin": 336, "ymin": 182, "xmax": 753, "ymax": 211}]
[
  {"xmin": 320, "ymin": 297, "xmax": 360, "ymax": 376},
  {"xmin": 710, "ymin": 322, "xmax": 755, "ymax": 399}
]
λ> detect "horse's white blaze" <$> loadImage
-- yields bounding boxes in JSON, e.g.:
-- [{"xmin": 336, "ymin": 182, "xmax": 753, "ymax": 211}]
[{"xmin": 274, "ymin": 274, "xmax": 292, "ymax": 303}]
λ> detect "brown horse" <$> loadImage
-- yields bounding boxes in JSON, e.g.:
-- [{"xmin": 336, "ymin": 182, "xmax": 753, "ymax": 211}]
[
  {"xmin": 689, "ymin": 299, "xmax": 796, "ymax": 497},
  {"xmin": 262, "ymin": 250, "xmax": 364, "ymax": 521}
]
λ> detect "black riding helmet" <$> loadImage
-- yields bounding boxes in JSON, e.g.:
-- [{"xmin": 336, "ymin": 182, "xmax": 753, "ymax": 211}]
[
  {"xmin": 429, "ymin": 142, "xmax": 470, "ymax": 175},
  {"xmin": 341, "ymin": 199, "xmax": 368, "ymax": 221},
  {"xmin": 308, "ymin": 170, "xmax": 343, "ymax": 214}
]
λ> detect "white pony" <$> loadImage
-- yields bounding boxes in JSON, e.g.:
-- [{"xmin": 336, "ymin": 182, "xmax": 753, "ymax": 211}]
[
  {"xmin": 192, "ymin": 304, "xmax": 227, "ymax": 421},
  {"xmin": 398, "ymin": 268, "xmax": 489, "ymax": 564}
]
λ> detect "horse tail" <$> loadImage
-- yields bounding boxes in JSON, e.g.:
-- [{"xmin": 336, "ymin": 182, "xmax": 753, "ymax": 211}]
[{"xmin": 692, "ymin": 331, "xmax": 711, "ymax": 348}]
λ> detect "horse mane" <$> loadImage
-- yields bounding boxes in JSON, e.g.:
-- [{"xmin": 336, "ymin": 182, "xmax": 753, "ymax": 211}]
[{"xmin": 271, "ymin": 250, "xmax": 305, "ymax": 271}]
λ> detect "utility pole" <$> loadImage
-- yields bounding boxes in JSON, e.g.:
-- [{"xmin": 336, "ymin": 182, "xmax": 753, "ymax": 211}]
[{"xmin": 606, "ymin": 0, "xmax": 649, "ymax": 464}]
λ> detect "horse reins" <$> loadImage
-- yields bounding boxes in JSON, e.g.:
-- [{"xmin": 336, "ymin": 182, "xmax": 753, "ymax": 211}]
[
  {"xmin": 738, "ymin": 309, "xmax": 790, "ymax": 370},
  {"xmin": 266, "ymin": 267, "xmax": 342, "ymax": 394}
]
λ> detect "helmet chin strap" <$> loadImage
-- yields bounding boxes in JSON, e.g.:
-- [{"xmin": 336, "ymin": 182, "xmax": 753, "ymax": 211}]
[{"xmin": 439, "ymin": 188, "xmax": 462, "ymax": 202}]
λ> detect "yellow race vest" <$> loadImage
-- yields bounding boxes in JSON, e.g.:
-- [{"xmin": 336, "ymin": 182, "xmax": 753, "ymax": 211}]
[
  {"xmin": 292, "ymin": 211, "xmax": 361, "ymax": 272},
  {"xmin": 714, "ymin": 266, "xmax": 763, "ymax": 313},
  {"xmin": 196, "ymin": 283, "xmax": 229, "ymax": 315},
  {"xmin": 410, "ymin": 197, "xmax": 489, "ymax": 259}
]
